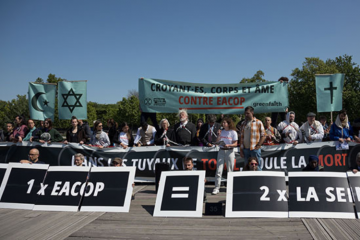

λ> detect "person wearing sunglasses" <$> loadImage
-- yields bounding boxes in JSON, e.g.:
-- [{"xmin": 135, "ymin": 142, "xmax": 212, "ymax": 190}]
[
  {"xmin": 90, "ymin": 120, "xmax": 110, "ymax": 148},
  {"xmin": 243, "ymin": 157, "xmax": 260, "ymax": 171}
]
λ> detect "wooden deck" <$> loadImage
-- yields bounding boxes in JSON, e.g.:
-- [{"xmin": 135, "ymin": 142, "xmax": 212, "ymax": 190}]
[{"xmin": 0, "ymin": 184, "xmax": 360, "ymax": 240}]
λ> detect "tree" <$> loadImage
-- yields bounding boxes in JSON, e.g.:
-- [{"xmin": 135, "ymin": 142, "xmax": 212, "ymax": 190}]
[
  {"xmin": 240, "ymin": 70, "xmax": 268, "ymax": 83},
  {"xmin": 289, "ymin": 55, "xmax": 360, "ymax": 122},
  {"xmin": 127, "ymin": 89, "xmax": 139, "ymax": 99},
  {"xmin": 116, "ymin": 96, "xmax": 140, "ymax": 128}
]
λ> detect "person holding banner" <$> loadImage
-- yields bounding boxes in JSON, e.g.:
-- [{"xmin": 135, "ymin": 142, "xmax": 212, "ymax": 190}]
[
  {"xmin": 277, "ymin": 111, "xmax": 301, "ymax": 145},
  {"xmin": 37, "ymin": 118, "xmax": 63, "ymax": 143},
  {"xmin": 329, "ymin": 109, "xmax": 353, "ymax": 143},
  {"xmin": 174, "ymin": 109, "xmax": 196, "ymax": 146},
  {"xmin": 199, "ymin": 114, "xmax": 221, "ymax": 147},
  {"xmin": 155, "ymin": 119, "xmax": 175, "ymax": 146},
  {"xmin": 302, "ymin": 155, "xmax": 324, "ymax": 171},
  {"xmin": 20, "ymin": 148, "xmax": 45, "ymax": 164},
  {"xmin": 239, "ymin": 106, "xmax": 266, "ymax": 170},
  {"xmin": 263, "ymin": 117, "xmax": 281, "ymax": 145},
  {"xmin": 243, "ymin": 157, "xmax": 260, "ymax": 171},
  {"xmin": 90, "ymin": 120, "xmax": 110, "ymax": 148},
  {"xmin": 64, "ymin": 116, "xmax": 86, "ymax": 145},
  {"xmin": 114, "ymin": 122, "xmax": 134, "ymax": 149},
  {"xmin": 23, "ymin": 119, "xmax": 40, "ymax": 142},
  {"xmin": 74, "ymin": 153, "xmax": 85, "ymax": 166},
  {"xmin": 212, "ymin": 117, "xmax": 238, "ymax": 195},
  {"xmin": 300, "ymin": 112, "xmax": 324, "ymax": 143},
  {"xmin": 134, "ymin": 122, "xmax": 156, "ymax": 146},
  {"xmin": 271, "ymin": 77, "xmax": 289, "ymax": 127},
  {"xmin": 11, "ymin": 115, "xmax": 28, "ymax": 143}
]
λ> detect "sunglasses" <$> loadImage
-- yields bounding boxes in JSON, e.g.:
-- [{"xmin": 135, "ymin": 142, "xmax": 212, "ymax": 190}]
[{"xmin": 250, "ymin": 163, "xmax": 258, "ymax": 166}]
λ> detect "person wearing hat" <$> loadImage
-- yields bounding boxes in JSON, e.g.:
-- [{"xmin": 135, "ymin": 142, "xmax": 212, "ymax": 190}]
[
  {"xmin": 302, "ymin": 155, "xmax": 324, "ymax": 171},
  {"xmin": 300, "ymin": 112, "xmax": 324, "ymax": 143}
]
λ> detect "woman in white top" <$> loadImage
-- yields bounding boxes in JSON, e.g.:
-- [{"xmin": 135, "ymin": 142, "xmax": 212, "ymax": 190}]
[
  {"xmin": 114, "ymin": 122, "xmax": 134, "ymax": 149},
  {"xmin": 212, "ymin": 117, "xmax": 238, "ymax": 195}
]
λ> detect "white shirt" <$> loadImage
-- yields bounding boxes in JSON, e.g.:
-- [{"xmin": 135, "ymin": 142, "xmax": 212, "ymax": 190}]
[{"xmin": 219, "ymin": 130, "xmax": 238, "ymax": 146}]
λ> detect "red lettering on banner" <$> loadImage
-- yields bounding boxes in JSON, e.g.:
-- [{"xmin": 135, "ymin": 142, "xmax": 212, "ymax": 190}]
[
  {"xmin": 234, "ymin": 159, "xmax": 239, "ymax": 171},
  {"xmin": 240, "ymin": 97, "xmax": 245, "ymax": 105},
  {"xmin": 202, "ymin": 159, "xmax": 208, "ymax": 170},
  {"xmin": 319, "ymin": 155, "xmax": 323, "ymax": 166},
  {"xmin": 335, "ymin": 154, "xmax": 341, "ymax": 166},
  {"xmin": 217, "ymin": 97, "xmax": 221, "ymax": 105},
  {"xmin": 208, "ymin": 159, "xmax": 216, "ymax": 170},
  {"xmin": 203, "ymin": 97, "xmax": 208, "ymax": 105},
  {"xmin": 179, "ymin": 96, "xmax": 183, "ymax": 104},
  {"xmin": 342, "ymin": 153, "xmax": 347, "ymax": 165},
  {"xmin": 324, "ymin": 154, "xmax": 333, "ymax": 166}
]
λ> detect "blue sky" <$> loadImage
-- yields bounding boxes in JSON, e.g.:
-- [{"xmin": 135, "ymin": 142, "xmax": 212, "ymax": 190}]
[{"xmin": 1, "ymin": 0, "xmax": 359, "ymax": 104}]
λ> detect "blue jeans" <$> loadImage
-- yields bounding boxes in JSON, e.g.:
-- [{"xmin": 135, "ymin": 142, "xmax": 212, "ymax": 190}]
[{"xmin": 243, "ymin": 148, "xmax": 262, "ymax": 170}]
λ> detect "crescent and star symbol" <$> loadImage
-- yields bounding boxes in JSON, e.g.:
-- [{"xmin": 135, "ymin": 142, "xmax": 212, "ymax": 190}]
[
  {"xmin": 31, "ymin": 92, "xmax": 47, "ymax": 112},
  {"xmin": 61, "ymin": 88, "xmax": 83, "ymax": 113}
]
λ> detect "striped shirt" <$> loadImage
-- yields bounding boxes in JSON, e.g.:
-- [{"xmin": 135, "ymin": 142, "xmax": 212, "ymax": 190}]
[{"xmin": 240, "ymin": 117, "xmax": 265, "ymax": 150}]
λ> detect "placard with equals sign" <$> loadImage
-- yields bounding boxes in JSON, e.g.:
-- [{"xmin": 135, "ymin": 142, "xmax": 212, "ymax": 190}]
[{"xmin": 171, "ymin": 187, "xmax": 189, "ymax": 198}]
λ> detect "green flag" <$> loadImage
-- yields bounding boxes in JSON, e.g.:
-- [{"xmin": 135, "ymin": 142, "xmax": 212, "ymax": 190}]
[
  {"xmin": 315, "ymin": 73, "xmax": 344, "ymax": 112},
  {"xmin": 28, "ymin": 82, "xmax": 56, "ymax": 120},
  {"xmin": 58, "ymin": 81, "xmax": 87, "ymax": 119}
]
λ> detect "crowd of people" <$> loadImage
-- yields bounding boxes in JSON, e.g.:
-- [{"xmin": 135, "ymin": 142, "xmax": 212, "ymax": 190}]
[{"xmin": 2, "ymin": 102, "xmax": 360, "ymax": 194}]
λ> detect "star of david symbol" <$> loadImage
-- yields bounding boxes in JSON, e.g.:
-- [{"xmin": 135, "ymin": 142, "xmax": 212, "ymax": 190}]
[{"xmin": 62, "ymin": 88, "xmax": 83, "ymax": 113}]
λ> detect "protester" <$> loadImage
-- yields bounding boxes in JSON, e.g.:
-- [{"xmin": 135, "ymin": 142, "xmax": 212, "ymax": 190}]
[
  {"xmin": 107, "ymin": 119, "xmax": 118, "ymax": 146},
  {"xmin": 277, "ymin": 111, "xmax": 301, "ymax": 145},
  {"xmin": 78, "ymin": 119, "xmax": 92, "ymax": 144},
  {"xmin": 212, "ymin": 117, "xmax": 238, "ymax": 195},
  {"xmin": 39, "ymin": 120, "xmax": 45, "ymax": 130},
  {"xmin": 37, "ymin": 118, "xmax": 63, "ymax": 143},
  {"xmin": 263, "ymin": 117, "xmax": 281, "ymax": 145},
  {"xmin": 74, "ymin": 153, "xmax": 85, "ymax": 166},
  {"xmin": 196, "ymin": 118, "xmax": 204, "ymax": 146},
  {"xmin": 134, "ymin": 121, "xmax": 156, "ymax": 146},
  {"xmin": 11, "ymin": 115, "xmax": 28, "ymax": 143},
  {"xmin": 154, "ymin": 119, "xmax": 175, "ymax": 146},
  {"xmin": 114, "ymin": 122, "xmax": 134, "ymax": 149},
  {"xmin": 184, "ymin": 157, "xmax": 207, "ymax": 201},
  {"xmin": 20, "ymin": 148, "xmax": 44, "ymax": 164},
  {"xmin": 199, "ymin": 114, "xmax": 221, "ymax": 147},
  {"xmin": 300, "ymin": 112, "xmax": 324, "ymax": 143},
  {"xmin": 90, "ymin": 120, "xmax": 110, "ymax": 148},
  {"xmin": 64, "ymin": 116, "xmax": 86, "ymax": 144},
  {"xmin": 23, "ymin": 119, "xmax": 40, "ymax": 142},
  {"xmin": 319, "ymin": 116, "xmax": 331, "ymax": 141},
  {"xmin": 4, "ymin": 122, "xmax": 14, "ymax": 141},
  {"xmin": 351, "ymin": 152, "xmax": 360, "ymax": 174},
  {"xmin": 112, "ymin": 157, "xmax": 126, "ymax": 167},
  {"xmin": 329, "ymin": 109, "xmax": 353, "ymax": 143},
  {"xmin": 174, "ymin": 109, "xmax": 196, "ymax": 145},
  {"xmin": 243, "ymin": 157, "xmax": 260, "ymax": 171},
  {"xmin": 271, "ymin": 77, "xmax": 289, "ymax": 127},
  {"xmin": 239, "ymin": 106, "xmax": 266, "ymax": 170},
  {"xmin": 302, "ymin": 155, "xmax": 324, "ymax": 171}
]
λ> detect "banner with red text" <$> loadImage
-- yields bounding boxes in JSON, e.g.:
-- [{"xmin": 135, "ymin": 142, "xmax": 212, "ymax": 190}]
[{"xmin": 139, "ymin": 78, "xmax": 289, "ymax": 114}]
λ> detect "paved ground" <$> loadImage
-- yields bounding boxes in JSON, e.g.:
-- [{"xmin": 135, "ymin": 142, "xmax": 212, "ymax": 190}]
[{"xmin": 0, "ymin": 184, "xmax": 360, "ymax": 240}]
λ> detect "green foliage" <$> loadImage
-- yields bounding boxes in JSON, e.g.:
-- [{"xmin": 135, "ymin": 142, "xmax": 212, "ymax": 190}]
[
  {"xmin": 0, "ymin": 95, "xmax": 29, "ymax": 129},
  {"xmin": 240, "ymin": 70, "xmax": 268, "ymax": 83},
  {"xmin": 116, "ymin": 96, "xmax": 141, "ymax": 128},
  {"xmin": 289, "ymin": 55, "xmax": 360, "ymax": 123}
]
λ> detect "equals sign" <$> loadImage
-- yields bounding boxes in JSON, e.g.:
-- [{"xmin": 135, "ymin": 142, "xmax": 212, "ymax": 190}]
[{"xmin": 171, "ymin": 187, "xmax": 189, "ymax": 198}]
